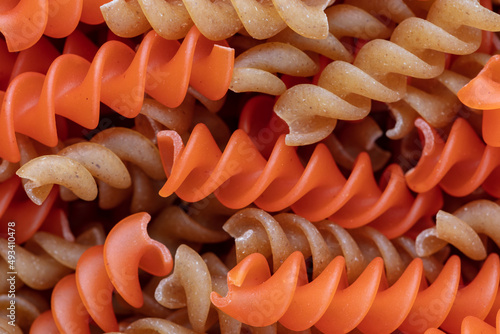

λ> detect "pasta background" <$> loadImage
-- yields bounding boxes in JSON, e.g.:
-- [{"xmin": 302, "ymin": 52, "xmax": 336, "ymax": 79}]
[{"xmin": 1, "ymin": 0, "xmax": 500, "ymax": 333}]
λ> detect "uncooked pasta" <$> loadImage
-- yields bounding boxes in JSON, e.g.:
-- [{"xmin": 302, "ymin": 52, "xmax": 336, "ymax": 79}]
[{"xmin": 1, "ymin": 0, "xmax": 500, "ymax": 333}]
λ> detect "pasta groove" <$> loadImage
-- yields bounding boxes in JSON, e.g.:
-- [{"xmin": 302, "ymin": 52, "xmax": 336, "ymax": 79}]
[
  {"xmin": 15, "ymin": 127, "xmax": 165, "ymax": 210},
  {"xmin": 273, "ymin": 0, "xmax": 500, "ymax": 146},
  {"xmin": 230, "ymin": 4, "xmax": 397, "ymax": 96},
  {"xmin": 157, "ymin": 123, "xmax": 442, "ymax": 238},
  {"xmin": 458, "ymin": 54, "xmax": 500, "ymax": 147},
  {"xmin": 416, "ymin": 200, "xmax": 500, "ymax": 261},
  {"xmin": 0, "ymin": 225, "xmax": 104, "ymax": 292},
  {"xmin": 211, "ymin": 251, "xmax": 500, "ymax": 334},
  {"xmin": 101, "ymin": 0, "xmax": 334, "ymax": 41},
  {"xmin": 238, "ymin": 94, "xmax": 391, "ymax": 170},
  {"xmin": 0, "ymin": 0, "xmax": 105, "ymax": 52},
  {"xmin": 223, "ymin": 208, "xmax": 445, "ymax": 285},
  {"xmin": 0, "ymin": 176, "xmax": 57, "ymax": 245},
  {"xmin": 405, "ymin": 117, "xmax": 500, "ymax": 197},
  {"xmin": 0, "ymin": 25, "xmax": 234, "ymax": 163},
  {"xmin": 50, "ymin": 212, "xmax": 173, "ymax": 333}
]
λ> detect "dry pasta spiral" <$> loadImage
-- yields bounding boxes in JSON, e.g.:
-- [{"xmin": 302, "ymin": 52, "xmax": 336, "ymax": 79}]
[
  {"xmin": 0, "ymin": 288, "xmax": 50, "ymax": 333},
  {"xmin": 416, "ymin": 199, "xmax": 500, "ymax": 261},
  {"xmin": 0, "ymin": 25, "xmax": 234, "ymax": 163},
  {"xmin": 0, "ymin": 176, "xmax": 58, "ymax": 245},
  {"xmin": 274, "ymin": 0, "xmax": 500, "ymax": 146},
  {"xmin": 101, "ymin": 0, "xmax": 335, "ymax": 41},
  {"xmin": 50, "ymin": 212, "xmax": 172, "ymax": 333},
  {"xmin": 157, "ymin": 123, "xmax": 442, "ymax": 238},
  {"xmin": 230, "ymin": 4, "xmax": 398, "ymax": 96},
  {"xmin": 15, "ymin": 127, "xmax": 165, "ymax": 209},
  {"xmin": 387, "ymin": 52, "xmax": 492, "ymax": 139},
  {"xmin": 238, "ymin": 94, "xmax": 391, "ymax": 170},
  {"xmin": 0, "ymin": 224, "xmax": 104, "ymax": 292},
  {"xmin": 212, "ymin": 250, "xmax": 500, "ymax": 333},
  {"xmin": 223, "ymin": 208, "xmax": 444, "ymax": 285},
  {"xmin": 405, "ymin": 117, "xmax": 500, "ymax": 197},
  {"xmin": 0, "ymin": 0, "xmax": 106, "ymax": 52}
]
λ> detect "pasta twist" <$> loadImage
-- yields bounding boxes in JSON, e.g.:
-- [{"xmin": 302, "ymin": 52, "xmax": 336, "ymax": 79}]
[
  {"xmin": 416, "ymin": 200, "xmax": 500, "ymax": 261},
  {"xmin": 15, "ymin": 127, "xmax": 166, "ymax": 210},
  {"xmin": 0, "ymin": 0, "xmax": 105, "ymax": 52},
  {"xmin": 238, "ymin": 94, "xmax": 391, "ymax": 170},
  {"xmin": 0, "ymin": 176, "xmax": 58, "ymax": 245},
  {"xmin": 101, "ymin": 0, "xmax": 335, "ymax": 42},
  {"xmin": 230, "ymin": 3, "xmax": 397, "ymax": 96},
  {"xmin": 0, "ymin": 25, "xmax": 234, "ymax": 163},
  {"xmin": 273, "ymin": 0, "xmax": 500, "ymax": 146},
  {"xmin": 0, "ymin": 224, "xmax": 104, "ymax": 292},
  {"xmin": 223, "ymin": 208, "xmax": 445, "ymax": 285},
  {"xmin": 387, "ymin": 52, "xmax": 491, "ymax": 139},
  {"xmin": 0, "ymin": 288, "xmax": 50, "ymax": 333},
  {"xmin": 405, "ymin": 117, "xmax": 500, "ymax": 197},
  {"xmin": 211, "ymin": 251, "xmax": 500, "ymax": 334},
  {"xmin": 426, "ymin": 313, "xmax": 500, "ymax": 334},
  {"xmin": 458, "ymin": 54, "xmax": 500, "ymax": 147},
  {"xmin": 50, "ymin": 212, "xmax": 172, "ymax": 333},
  {"xmin": 157, "ymin": 123, "xmax": 442, "ymax": 238},
  {"xmin": 0, "ymin": 34, "xmax": 61, "ymax": 90}
]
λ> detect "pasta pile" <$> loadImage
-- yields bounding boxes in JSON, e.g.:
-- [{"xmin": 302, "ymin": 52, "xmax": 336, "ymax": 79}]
[{"xmin": 1, "ymin": 0, "xmax": 500, "ymax": 333}]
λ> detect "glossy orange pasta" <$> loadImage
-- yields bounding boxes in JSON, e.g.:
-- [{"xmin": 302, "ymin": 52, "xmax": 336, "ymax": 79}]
[
  {"xmin": 0, "ymin": 176, "xmax": 57, "ymax": 244},
  {"xmin": 157, "ymin": 123, "xmax": 442, "ymax": 238},
  {"xmin": 459, "ymin": 54, "xmax": 500, "ymax": 147},
  {"xmin": 0, "ymin": 0, "xmax": 106, "ymax": 52},
  {"xmin": 212, "ymin": 251, "xmax": 500, "ymax": 333},
  {"xmin": 0, "ymin": 25, "xmax": 234, "ymax": 163},
  {"xmin": 1, "ymin": 1, "xmax": 500, "ymax": 333},
  {"xmin": 406, "ymin": 117, "xmax": 500, "ymax": 197},
  {"xmin": 50, "ymin": 212, "xmax": 172, "ymax": 333}
]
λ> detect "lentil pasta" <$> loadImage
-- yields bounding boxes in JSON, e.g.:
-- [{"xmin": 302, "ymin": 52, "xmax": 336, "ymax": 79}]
[{"xmin": 1, "ymin": 0, "xmax": 500, "ymax": 333}]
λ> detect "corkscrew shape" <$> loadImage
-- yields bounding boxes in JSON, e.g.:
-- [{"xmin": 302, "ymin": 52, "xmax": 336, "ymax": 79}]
[
  {"xmin": 387, "ymin": 52, "xmax": 492, "ymax": 139},
  {"xmin": 426, "ymin": 312, "xmax": 500, "ymax": 333},
  {"xmin": 0, "ymin": 176, "xmax": 58, "ymax": 245},
  {"xmin": 405, "ymin": 117, "xmax": 500, "ymax": 197},
  {"xmin": 211, "ymin": 251, "xmax": 500, "ymax": 333},
  {"xmin": 0, "ymin": 0, "xmax": 105, "ymax": 52},
  {"xmin": 158, "ymin": 123, "xmax": 442, "ymax": 238},
  {"xmin": 458, "ymin": 54, "xmax": 500, "ymax": 147},
  {"xmin": 0, "ymin": 224, "xmax": 104, "ymax": 292},
  {"xmin": 238, "ymin": 94, "xmax": 391, "ymax": 170},
  {"xmin": 416, "ymin": 200, "xmax": 500, "ymax": 261},
  {"xmin": 15, "ymin": 127, "xmax": 165, "ymax": 208},
  {"xmin": 230, "ymin": 4, "xmax": 398, "ymax": 96},
  {"xmin": 273, "ymin": 0, "xmax": 500, "ymax": 146},
  {"xmin": 223, "ymin": 208, "xmax": 445, "ymax": 285},
  {"xmin": 51, "ymin": 212, "xmax": 173, "ymax": 333},
  {"xmin": 0, "ymin": 25, "xmax": 234, "ymax": 163},
  {"xmin": 101, "ymin": 0, "xmax": 334, "ymax": 42}
]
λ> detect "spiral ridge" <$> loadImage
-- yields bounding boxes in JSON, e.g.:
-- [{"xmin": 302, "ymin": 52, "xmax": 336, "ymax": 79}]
[
  {"xmin": 158, "ymin": 123, "xmax": 442, "ymax": 238},
  {"xmin": 211, "ymin": 251, "xmax": 500, "ymax": 333},
  {"xmin": 0, "ymin": 0, "xmax": 105, "ymax": 52},
  {"xmin": 416, "ymin": 200, "xmax": 500, "ymax": 261},
  {"xmin": 0, "ymin": 176, "xmax": 58, "ymax": 245},
  {"xmin": 50, "ymin": 212, "xmax": 173, "ymax": 333},
  {"xmin": 101, "ymin": 0, "xmax": 335, "ymax": 42},
  {"xmin": 15, "ymin": 127, "xmax": 166, "ymax": 211},
  {"xmin": 0, "ymin": 224, "xmax": 104, "ymax": 292},
  {"xmin": 273, "ymin": 0, "xmax": 500, "ymax": 145},
  {"xmin": 0, "ymin": 25, "xmax": 234, "ymax": 163},
  {"xmin": 406, "ymin": 117, "xmax": 500, "ymax": 197}
]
